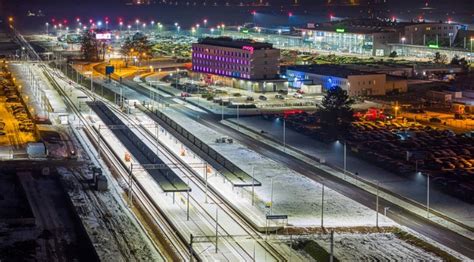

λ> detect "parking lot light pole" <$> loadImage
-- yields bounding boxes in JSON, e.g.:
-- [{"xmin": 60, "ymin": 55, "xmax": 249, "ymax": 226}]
[
  {"xmin": 237, "ymin": 104, "xmax": 240, "ymax": 131},
  {"xmin": 321, "ymin": 183, "xmax": 324, "ymax": 228},
  {"xmin": 221, "ymin": 102, "xmax": 224, "ymax": 121},
  {"xmin": 427, "ymin": 174, "xmax": 430, "ymax": 218},
  {"xmin": 376, "ymin": 181, "xmax": 379, "ymax": 228},
  {"xmin": 343, "ymin": 141, "xmax": 347, "ymax": 179},
  {"xmin": 283, "ymin": 118, "xmax": 286, "ymax": 152},
  {"xmin": 270, "ymin": 178, "xmax": 274, "ymax": 215}
]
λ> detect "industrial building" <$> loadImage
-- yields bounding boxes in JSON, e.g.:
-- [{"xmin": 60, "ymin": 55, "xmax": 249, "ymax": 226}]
[{"xmin": 285, "ymin": 65, "xmax": 407, "ymax": 96}]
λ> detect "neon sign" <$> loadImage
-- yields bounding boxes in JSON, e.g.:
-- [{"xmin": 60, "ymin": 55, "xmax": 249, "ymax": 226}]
[{"xmin": 242, "ymin": 46, "xmax": 254, "ymax": 54}]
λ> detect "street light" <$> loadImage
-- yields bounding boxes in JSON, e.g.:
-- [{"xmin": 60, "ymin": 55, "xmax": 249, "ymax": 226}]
[
  {"xmin": 135, "ymin": 19, "xmax": 140, "ymax": 31},
  {"xmin": 45, "ymin": 22, "xmax": 49, "ymax": 35},
  {"xmin": 401, "ymin": 37, "xmax": 406, "ymax": 44}
]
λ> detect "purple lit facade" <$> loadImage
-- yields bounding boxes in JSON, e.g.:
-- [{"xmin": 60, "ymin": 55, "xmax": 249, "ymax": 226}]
[{"xmin": 192, "ymin": 37, "xmax": 280, "ymax": 80}]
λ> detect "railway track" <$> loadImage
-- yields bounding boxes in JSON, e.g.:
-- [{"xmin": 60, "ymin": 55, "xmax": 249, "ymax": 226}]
[
  {"xmin": 88, "ymin": 89, "xmax": 287, "ymax": 261},
  {"xmin": 39, "ymin": 63, "xmax": 192, "ymax": 261}
]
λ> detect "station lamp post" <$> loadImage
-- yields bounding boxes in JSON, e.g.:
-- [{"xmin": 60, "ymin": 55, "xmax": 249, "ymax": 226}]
[{"xmin": 45, "ymin": 22, "xmax": 49, "ymax": 35}]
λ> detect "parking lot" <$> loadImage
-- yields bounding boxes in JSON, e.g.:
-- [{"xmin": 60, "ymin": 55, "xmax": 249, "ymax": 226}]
[
  {"xmin": 0, "ymin": 62, "xmax": 36, "ymax": 148},
  {"xmin": 158, "ymin": 72, "xmax": 322, "ymax": 111}
]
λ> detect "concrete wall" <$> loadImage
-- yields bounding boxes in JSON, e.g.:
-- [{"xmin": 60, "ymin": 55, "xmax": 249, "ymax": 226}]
[
  {"xmin": 385, "ymin": 79, "xmax": 408, "ymax": 93},
  {"xmin": 347, "ymin": 74, "xmax": 386, "ymax": 96}
]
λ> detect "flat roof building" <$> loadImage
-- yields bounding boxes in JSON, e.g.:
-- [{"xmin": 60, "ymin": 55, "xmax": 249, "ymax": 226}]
[
  {"xmin": 192, "ymin": 37, "xmax": 280, "ymax": 81},
  {"xmin": 286, "ymin": 64, "xmax": 407, "ymax": 96}
]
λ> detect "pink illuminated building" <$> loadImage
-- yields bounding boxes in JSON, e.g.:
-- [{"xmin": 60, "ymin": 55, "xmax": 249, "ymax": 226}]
[{"xmin": 192, "ymin": 37, "xmax": 280, "ymax": 80}]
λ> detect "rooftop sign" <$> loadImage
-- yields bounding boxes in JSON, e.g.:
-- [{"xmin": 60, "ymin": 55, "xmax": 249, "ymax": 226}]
[
  {"xmin": 336, "ymin": 28, "xmax": 345, "ymax": 33},
  {"xmin": 242, "ymin": 46, "xmax": 254, "ymax": 54}
]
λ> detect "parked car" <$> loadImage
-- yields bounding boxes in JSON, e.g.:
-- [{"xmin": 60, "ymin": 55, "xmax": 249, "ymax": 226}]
[
  {"xmin": 246, "ymin": 96, "xmax": 254, "ymax": 101},
  {"xmin": 275, "ymin": 94, "xmax": 285, "ymax": 100},
  {"xmin": 429, "ymin": 117, "xmax": 442, "ymax": 123},
  {"xmin": 293, "ymin": 93, "xmax": 303, "ymax": 99},
  {"xmin": 258, "ymin": 95, "xmax": 267, "ymax": 101}
]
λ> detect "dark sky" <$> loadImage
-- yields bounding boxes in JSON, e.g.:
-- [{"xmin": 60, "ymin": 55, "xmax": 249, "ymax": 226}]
[{"xmin": 2, "ymin": 0, "xmax": 473, "ymax": 30}]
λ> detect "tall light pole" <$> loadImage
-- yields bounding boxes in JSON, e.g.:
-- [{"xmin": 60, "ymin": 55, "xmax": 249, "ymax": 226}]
[
  {"xmin": 119, "ymin": 21, "xmax": 123, "ymax": 32},
  {"xmin": 45, "ymin": 22, "xmax": 49, "ymax": 35},
  {"xmin": 135, "ymin": 19, "xmax": 139, "ymax": 31},
  {"xmin": 321, "ymin": 183, "xmax": 324, "ymax": 228},
  {"xmin": 427, "ymin": 174, "xmax": 430, "ymax": 218},
  {"xmin": 343, "ymin": 141, "xmax": 346, "ymax": 178},
  {"xmin": 376, "ymin": 181, "xmax": 379, "ymax": 228},
  {"xmin": 270, "ymin": 178, "xmax": 274, "ymax": 215},
  {"xmin": 283, "ymin": 118, "xmax": 286, "ymax": 151}
]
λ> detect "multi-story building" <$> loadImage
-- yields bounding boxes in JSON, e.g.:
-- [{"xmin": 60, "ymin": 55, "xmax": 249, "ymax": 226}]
[
  {"xmin": 299, "ymin": 22, "xmax": 400, "ymax": 56},
  {"xmin": 192, "ymin": 37, "xmax": 280, "ymax": 80},
  {"xmin": 404, "ymin": 22, "xmax": 463, "ymax": 47}
]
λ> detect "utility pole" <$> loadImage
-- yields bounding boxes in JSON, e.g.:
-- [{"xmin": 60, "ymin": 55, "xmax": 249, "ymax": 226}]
[
  {"xmin": 343, "ymin": 142, "xmax": 347, "ymax": 179},
  {"xmin": 189, "ymin": 234, "xmax": 194, "ymax": 262},
  {"xmin": 283, "ymin": 118, "xmax": 286, "ymax": 152},
  {"xmin": 97, "ymin": 126, "xmax": 101, "ymax": 159},
  {"xmin": 129, "ymin": 164, "xmax": 133, "ymax": 207},
  {"xmin": 251, "ymin": 166, "xmax": 255, "ymax": 206},
  {"xmin": 330, "ymin": 230, "xmax": 334, "ymax": 262},
  {"xmin": 376, "ymin": 181, "xmax": 379, "ymax": 228},
  {"xmin": 427, "ymin": 174, "xmax": 430, "ymax": 218},
  {"xmin": 270, "ymin": 178, "xmax": 274, "ymax": 215},
  {"xmin": 215, "ymin": 204, "xmax": 219, "ymax": 253},
  {"xmin": 321, "ymin": 184, "xmax": 324, "ymax": 228},
  {"xmin": 187, "ymin": 188, "xmax": 190, "ymax": 221},
  {"xmin": 205, "ymin": 163, "xmax": 208, "ymax": 203}
]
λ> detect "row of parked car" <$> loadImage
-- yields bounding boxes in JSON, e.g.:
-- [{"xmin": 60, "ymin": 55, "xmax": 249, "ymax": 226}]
[
  {"xmin": 276, "ymin": 111, "xmax": 474, "ymax": 203},
  {"xmin": 0, "ymin": 67, "xmax": 35, "ymax": 135},
  {"xmin": 347, "ymin": 121, "xmax": 474, "ymax": 203}
]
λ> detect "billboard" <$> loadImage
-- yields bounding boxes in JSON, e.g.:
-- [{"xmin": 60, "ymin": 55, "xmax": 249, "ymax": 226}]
[{"xmin": 96, "ymin": 33, "xmax": 111, "ymax": 40}]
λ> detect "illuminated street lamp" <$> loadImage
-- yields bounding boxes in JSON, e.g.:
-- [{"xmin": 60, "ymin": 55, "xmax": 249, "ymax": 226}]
[
  {"xmin": 401, "ymin": 37, "xmax": 406, "ymax": 44},
  {"xmin": 135, "ymin": 19, "xmax": 140, "ymax": 31},
  {"xmin": 119, "ymin": 21, "xmax": 123, "ymax": 31},
  {"xmin": 127, "ymin": 25, "xmax": 131, "ymax": 33},
  {"xmin": 45, "ymin": 22, "xmax": 49, "ymax": 35},
  {"xmin": 210, "ymin": 28, "xmax": 215, "ymax": 34},
  {"xmin": 105, "ymin": 20, "xmax": 109, "ymax": 30},
  {"xmin": 203, "ymin": 19, "xmax": 208, "ymax": 27}
]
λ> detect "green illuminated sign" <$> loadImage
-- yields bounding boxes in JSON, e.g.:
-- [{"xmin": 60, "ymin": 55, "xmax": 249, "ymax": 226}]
[
  {"xmin": 428, "ymin": 44, "xmax": 439, "ymax": 49},
  {"xmin": 242, "ymin": 29, "xmax": 249, "ymax": 33},
  {"xmin": 336, "ymin": 28, "xmax": 345, "ymax": 33}
]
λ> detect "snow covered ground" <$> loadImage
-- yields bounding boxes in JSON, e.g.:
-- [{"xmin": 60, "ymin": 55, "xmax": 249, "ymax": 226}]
[
  {"xmin": 313, "ymin": 233, "xmax": 441, "ymax": 261},
  {"xmin": 141, "ymin": 107, "xmax": 394, "ymax": 228}
]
